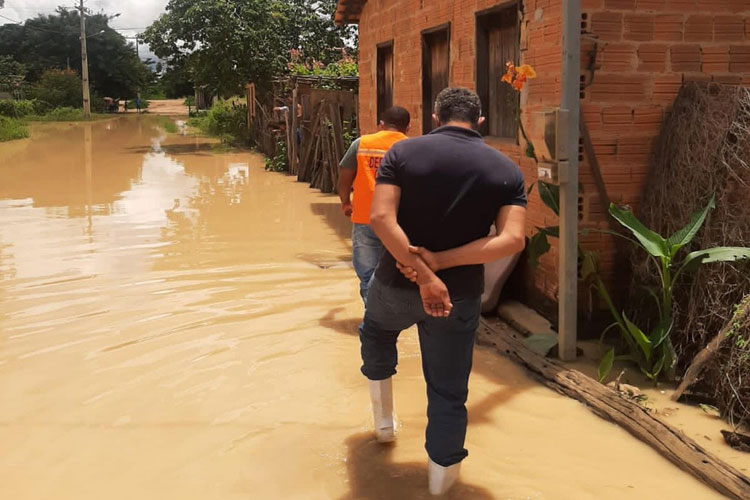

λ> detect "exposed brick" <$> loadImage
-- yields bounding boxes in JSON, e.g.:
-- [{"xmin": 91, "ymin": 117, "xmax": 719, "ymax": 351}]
[
  {"xmin": 728, "ymin": 0, "xmax": 750, "ymax": 13},
  {"xmin": 625, "ymin": 14, "xmax": 655, "ymax": 41},
  {"xmin": 713, "ymin": 74, "xmax": 742, "ymax": 85},
  {"xmin": 664, "ymin": 0, "xmax": 696, "ymax": 11},
  {"xmin": 730, "ymin": 45, "xmax": 750, "ymax": 72},
  {"xmin": 638, "ymin": 43, "xmax": 668, "ymax": 71},
  {"xmin": 684, "ymin": 15, "xmax": 713, "ymax": 42},
  {"xmin": 655, "ymin": 14, "xmax": 684, "ymax": 41},
  {"xmin": 591, "ymin": 12, "xmax": 624, "ymax": 41},
  {"xmin": 582, "ymin": 0, "xmax": 603, "ymax": 8},
  {"xmin": 600, "ymin": 43, "xmax": 637, "ymax": 71},
  {"xmin": 671, "ymin": 44, "xmax": 702, "ymax": 71},
  {"xmin": 702, "ymin": 45, "xmax": 730, "ymax": 73},
  {"xmin": 652, "ymin": 74, "xmax": 684, "ymax": 102},
  {"xmin": 714, "ymin": 15, "xmax": 745, "ymax": 42},
  {"xmin": 589, "ymin": 74, "xmax": 649, "ymax": 102},
  {"xmin": 602, "ymin": 106, "xmax": 634, "ymax": 131},
  {"xmin": 633, "ymin": 105, "xmax": 664, "ymax": 133},
  {"xmin": 636, "ymin": 0, "xmax": 665, "ymax": 10},
  {"xmin": 683, "ymin": 73, "xmax": 712, "ymax": 83},
  {"xmin": 604, "ymin": 0, "xmax": 636, "ymax": 9},
  {"xmin": 696, "ymin": 0, "xmax": 734, "ymax": 13}
]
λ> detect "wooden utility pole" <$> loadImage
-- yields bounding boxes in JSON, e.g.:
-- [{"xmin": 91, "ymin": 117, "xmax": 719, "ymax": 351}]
[{"xmin": 79, "ymin": 0, "xmax": 91, "ymax": 119}]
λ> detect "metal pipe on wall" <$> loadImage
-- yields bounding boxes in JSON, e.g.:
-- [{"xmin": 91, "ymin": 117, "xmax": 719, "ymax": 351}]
[{"xmin": 558, "ymin": 0, "xmax": 581, "ymax": 361}]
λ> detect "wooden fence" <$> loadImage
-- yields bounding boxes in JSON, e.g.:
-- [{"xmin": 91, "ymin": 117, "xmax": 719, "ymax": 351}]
[{"xmin": 247, "ymin": 76, "xmax": 358, "ymax": 194}]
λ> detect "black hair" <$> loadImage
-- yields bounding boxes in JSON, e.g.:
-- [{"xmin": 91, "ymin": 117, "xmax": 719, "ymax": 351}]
[
  {"xmin": 380, "ymin": 106, "xmax": 411, "ymax": 133},
  {"xmin": 434, "ymin": 87, "xmax": 482, "ymax": 125}
]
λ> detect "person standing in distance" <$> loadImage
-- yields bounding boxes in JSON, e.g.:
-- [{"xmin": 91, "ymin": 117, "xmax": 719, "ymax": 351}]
[
  {"xmin": 362, "ymin": 88, "xmax": 527, "ymax": 495},
  {"xmin": 338, "ymin": 107, "xmax": 411, "ymax": 305}
]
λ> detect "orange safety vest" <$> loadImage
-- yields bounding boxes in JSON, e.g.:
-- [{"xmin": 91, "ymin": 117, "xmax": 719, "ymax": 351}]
[{"xmin": 352, "ymin": 130, "xmax": 408, "ymax": 224}]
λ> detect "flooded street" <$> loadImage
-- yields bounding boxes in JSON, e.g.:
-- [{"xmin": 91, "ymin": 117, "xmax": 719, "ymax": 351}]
[{"xmin": 0, "ymin": 117, "xmax": 723, "ymax": 499}]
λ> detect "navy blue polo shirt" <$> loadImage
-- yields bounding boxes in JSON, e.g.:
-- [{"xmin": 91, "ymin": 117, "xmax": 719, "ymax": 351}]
[{"xmin": 374, "ymin": 125, "xmax": 527, "ymax": 298}]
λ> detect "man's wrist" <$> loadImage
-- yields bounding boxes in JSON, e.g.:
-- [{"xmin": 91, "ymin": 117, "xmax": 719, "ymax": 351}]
[{"xmin": 414, "ymin": 261, "xmax": 437, "ymax": 285}]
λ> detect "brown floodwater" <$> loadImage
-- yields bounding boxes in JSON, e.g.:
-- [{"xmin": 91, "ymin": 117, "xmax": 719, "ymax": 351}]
[{"xmin": 0, "ymin": 117, "xmax": 725, "ymax": 499}]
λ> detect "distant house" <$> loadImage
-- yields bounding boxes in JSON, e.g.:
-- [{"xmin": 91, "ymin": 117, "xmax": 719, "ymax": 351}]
[{"xmin": 336, "ymin": 0, "xmax": 750, "ymax": 310}]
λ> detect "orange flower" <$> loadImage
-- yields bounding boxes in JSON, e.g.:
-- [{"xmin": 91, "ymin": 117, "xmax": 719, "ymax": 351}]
[
  {"xmin": 516, "ymin": 64, "xmax": 537, "ymax": 79},
  {"xmin": 501, "ymin": 69, "xmax": 514, "ymax": 84},
  {"xmin": 501, "ymin": 61, "xmax": 536, "ymax": 92}
]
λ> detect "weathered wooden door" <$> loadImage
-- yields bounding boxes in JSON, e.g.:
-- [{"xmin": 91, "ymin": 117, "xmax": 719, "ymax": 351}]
[
  {"xmin": 422, "ymin": 26, "xmax": 450, "ymax": 134},
  {"xmin": 377, "ymin": 43, "xmax": 394, "ymax": 124}
]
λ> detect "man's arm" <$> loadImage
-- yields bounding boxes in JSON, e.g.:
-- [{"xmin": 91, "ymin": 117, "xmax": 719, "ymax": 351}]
[
  {"xmin": 370, "ymin": 184, "xmax": 453, "ymax": 317},
  {"xmin": 337, "ymin": 138, "xmax": 359, "ymax": 216},
  {"xmin": 397, "ymin": 205, "xmax": 526, "ymax": 281},
  {"xmin": 429, "ymin": 205, "xmax": 527, "ymax": 270}
]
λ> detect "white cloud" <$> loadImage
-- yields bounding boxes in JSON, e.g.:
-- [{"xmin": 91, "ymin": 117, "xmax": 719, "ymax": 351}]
[{"xmin": 1, "ymin": 0, "xmax": 170, "ymax": 61}]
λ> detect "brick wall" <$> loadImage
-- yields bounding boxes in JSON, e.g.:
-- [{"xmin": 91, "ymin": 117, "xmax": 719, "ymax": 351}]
[
  {"xmin": 356, "ymin": 0, "xmax": 750, "ymax": 308},
  {"xmin": 581, "ymin": 0, "xmax": 750, "ymax": 280},
  {"xmin": 357, "ymin": 0, "xmax": 563, "ymax": 304}
]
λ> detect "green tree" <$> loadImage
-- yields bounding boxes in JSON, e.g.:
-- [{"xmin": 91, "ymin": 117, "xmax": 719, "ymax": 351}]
[
  {"xmin": 33, "ymin": 69, "xmax": 82, "ymax": 108},
  {"xmin": 0, "ymin": 7, "xmax": 152, "ymax": 99},
  {"xmin": 142, "ymin": 0, "xmax": 356, "ymax": 96}
]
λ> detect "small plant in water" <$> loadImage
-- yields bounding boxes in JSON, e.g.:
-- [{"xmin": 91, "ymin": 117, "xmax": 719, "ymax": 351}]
[
  {"xmin": 528, "ymin": 189, "xmax": 750, "ymax": 382},
  {"xmin": 599, "ymin": 196, "xmax": 750, "ymax": 382}
]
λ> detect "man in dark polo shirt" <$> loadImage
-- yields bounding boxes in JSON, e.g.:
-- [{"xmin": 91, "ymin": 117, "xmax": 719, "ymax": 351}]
[{"xmin": 361, "ymin": 87, "xmax": 527, "ymax": 495}]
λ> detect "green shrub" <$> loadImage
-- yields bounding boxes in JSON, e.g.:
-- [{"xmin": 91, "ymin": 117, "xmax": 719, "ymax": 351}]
[
  {"xmin": 0, "ymin": 99, "xmax": 36, "ymax": 118},
  {"xmin": 189, "ymin": 100, "xmax": 248, "ymax": 144},
  {"xmin": 0, "ymin": 116, "xmax": 29, "ymax": 142},
  {"xmin": 32, "ymin": 69, "xmax": 82, "ymax": 109},
  {"xmin": 184, "ymin": 95, "xmax": 196, "ymax": 107},
  {"xmin": 31, "ymin": 99, "xmax": 53, "ymax": 115},
  {"xmin": 32, "ymin": 107, "xmax": 84, "ymax": 121},
  {"xmin": 264, "ymin": 139, "xmax": 288, "ymax": 172}
]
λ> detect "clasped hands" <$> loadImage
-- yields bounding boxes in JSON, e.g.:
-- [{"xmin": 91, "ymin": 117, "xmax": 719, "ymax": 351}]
[{"xmin": 397, "ymin": 246, "xmax": 453, "ymax": 318}]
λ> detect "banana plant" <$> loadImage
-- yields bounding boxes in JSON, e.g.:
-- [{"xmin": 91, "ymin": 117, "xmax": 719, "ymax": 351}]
[
  {"xmin": 527, "ymin": 185, "xmax": 750, "ymax": 382},
  {"xmin": 599, "ymin": 196, "xmax": 750, "ymax": 381}
]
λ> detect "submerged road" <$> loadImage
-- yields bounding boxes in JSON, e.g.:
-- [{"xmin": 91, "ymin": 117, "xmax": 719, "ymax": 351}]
[{"xmin": 0, "ymin": 116, "xmax": 721, "ymax": 499}]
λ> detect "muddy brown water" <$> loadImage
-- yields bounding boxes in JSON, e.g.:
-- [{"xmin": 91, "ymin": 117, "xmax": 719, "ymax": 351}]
[{"xmin": 0, "ymin": 117, "xmax": 723, "ymax": 499}]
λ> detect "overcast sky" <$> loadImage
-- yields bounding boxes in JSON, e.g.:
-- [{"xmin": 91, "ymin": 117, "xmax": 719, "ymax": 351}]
[{"xmin": 1, "ymin": 0, "xmax": 170, "ymax": 60}]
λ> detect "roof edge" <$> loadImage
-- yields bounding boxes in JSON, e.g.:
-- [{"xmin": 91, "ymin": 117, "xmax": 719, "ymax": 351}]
[{"xmin": 335, "ymin": 0, "xmax": 367, "ymax": 25}]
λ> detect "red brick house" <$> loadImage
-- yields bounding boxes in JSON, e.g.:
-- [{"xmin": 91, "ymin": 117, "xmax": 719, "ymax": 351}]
[{"xmin": 335, "ymin": 0, "xmax": 750, "ymax": 310}]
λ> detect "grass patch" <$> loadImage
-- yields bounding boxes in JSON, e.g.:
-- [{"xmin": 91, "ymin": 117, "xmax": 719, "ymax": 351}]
[
  {"xmin": 154, "ymin": 116, "xmax": 179, "ymax": 133},
  {"xmin": 26, "ymin": 107, "xmax": 111, "ymax": 122},
  {"xmin": 0, "ymin": 116, "xmax": 29, "ymax": 142}
]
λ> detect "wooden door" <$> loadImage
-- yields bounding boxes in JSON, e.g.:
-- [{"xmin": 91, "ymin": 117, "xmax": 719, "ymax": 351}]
[
  {"xmin": 377, "ymin": 43, "xmax": 394, "ymax": 124},
  {"xmin": 422, "ymin": 27, "xmax": 450, "ymax": 133}
]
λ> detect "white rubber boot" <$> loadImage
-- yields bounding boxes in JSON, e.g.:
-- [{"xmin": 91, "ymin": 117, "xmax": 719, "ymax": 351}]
[
  {"xmin": 428, "ymin": 458, "xmax": 461, "ymax": 495},
  {"xmin": 368, "ymin": 378, "xmax": 395, "ymax": 443}
]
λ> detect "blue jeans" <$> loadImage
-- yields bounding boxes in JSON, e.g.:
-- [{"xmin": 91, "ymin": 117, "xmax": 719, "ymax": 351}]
[
  {"xmin": 352, "ymin": 223, "xmax": 383, "ymax": 305},
  {"xmin": 360, "ymin": 277, "xmax": 481, "ymax": 467}
]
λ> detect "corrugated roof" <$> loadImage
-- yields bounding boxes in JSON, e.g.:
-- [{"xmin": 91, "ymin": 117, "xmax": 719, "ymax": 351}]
[{"xmin": 335, "ymin": 0, "xmax": 367, "ymax": 25}]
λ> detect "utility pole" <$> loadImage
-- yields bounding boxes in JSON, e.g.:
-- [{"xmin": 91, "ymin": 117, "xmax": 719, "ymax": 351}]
[
  {"xmin": 558, "ymin": 0, "xmax": 582, "ymax": 361},
  {"xmin": 79, "ymin": 0, "xmax": 91, "ymax": 119}
]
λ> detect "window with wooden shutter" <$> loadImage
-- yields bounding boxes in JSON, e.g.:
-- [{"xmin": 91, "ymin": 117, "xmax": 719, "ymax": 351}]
[
  {"xmin": 421, "ymin": 25, "xmax": 451, "ymax": 134},
  {"xmin": 476, "ymin": 5, "xmax": 520, "ymax": 140},
  {"xmin": 377, "ymin": 41, "xmax": 394, "ymax": 125}
]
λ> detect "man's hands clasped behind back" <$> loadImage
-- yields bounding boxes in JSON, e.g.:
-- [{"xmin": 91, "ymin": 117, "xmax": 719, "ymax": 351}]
[{"xmin": 397, "ymin": 246, "xmax": 452, "ymax": 319}]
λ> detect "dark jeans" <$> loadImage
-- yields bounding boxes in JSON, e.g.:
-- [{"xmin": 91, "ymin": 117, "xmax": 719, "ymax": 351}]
[{"xmin": 360, "ymin": 277, "xmax": 481, "ymax": 467}]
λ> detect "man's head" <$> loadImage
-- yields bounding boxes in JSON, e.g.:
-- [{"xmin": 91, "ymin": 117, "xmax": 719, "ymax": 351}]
[
  {"xmin": 433, "ymin": 87, "xmax": 485, "ymax": 129},
  {"xmin": 379, "ymin": 106, "xmax": 411, "ymax": 134}
]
